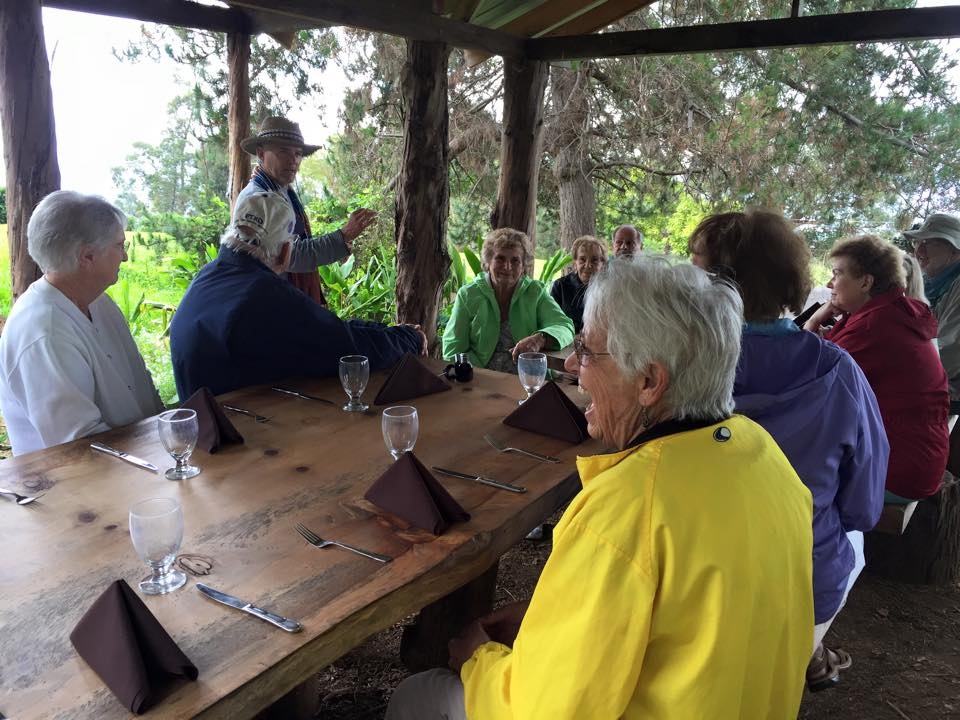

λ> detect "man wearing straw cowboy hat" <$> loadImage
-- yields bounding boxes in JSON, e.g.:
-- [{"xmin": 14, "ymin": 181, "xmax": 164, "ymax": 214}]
[{"xmin": 237, "ymin": 116, "xmax": 377, "ymax": 305}]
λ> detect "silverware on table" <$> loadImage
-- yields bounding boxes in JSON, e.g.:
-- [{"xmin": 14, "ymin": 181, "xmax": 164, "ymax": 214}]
[
  {"xmin": 196, "ymin": 583, "xmax": 302, "ymax": 633},
  {"xmin": 483, "ymin": 434, "xmax": 560, "ymax": 463},
  {"xmin": 222, "ymin": 404, "xmax": 271, "ymax": 423},
  {"xmin": 90, "ymin": 442, "xmax": 159, "ymax": 473},
  {"xmin": 295, "ymin": 522, "xmax": 392, "ymax": 563},
  {"xmin": 0, "ymin": 487, "xmax": 45, "ymax": 506},
  {"xmin": 431, "ymin": 466, "xmax": 527, "ymax": 494},
  {"xmin": 272, "ymin": 387, "xmax": 336, "ymax": 406}
]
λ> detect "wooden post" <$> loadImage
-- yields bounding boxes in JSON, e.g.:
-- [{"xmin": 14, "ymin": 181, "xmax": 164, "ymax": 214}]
[
  {"xmin": 0, "ymin": 0, "xmax": 60, "ymax": 302},
  {"xmin": 491, "ymin": 57, "xmax": 548, "ymax": 263},
  {"xmin": 227, "ymin": 31, "xmax": 251, "ymax": 209},
  {"xmin": 394, "ymin": 39, "xmax": 451, "ymax": 349}
]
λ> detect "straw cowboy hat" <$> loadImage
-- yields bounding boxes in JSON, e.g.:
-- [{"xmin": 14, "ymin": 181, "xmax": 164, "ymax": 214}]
[{"xmin": 240, "ymin": 117, "xmax": 321, "ymax": 156}]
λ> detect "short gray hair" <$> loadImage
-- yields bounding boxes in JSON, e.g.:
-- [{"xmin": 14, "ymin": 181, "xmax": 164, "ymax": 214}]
[
  {"xmin": 27, "ymin": 191, "xmax": 127, "ymax": 273},
  {"xmin": 583, "ymin": 256, "xmax": 743, "ymax": 420}
]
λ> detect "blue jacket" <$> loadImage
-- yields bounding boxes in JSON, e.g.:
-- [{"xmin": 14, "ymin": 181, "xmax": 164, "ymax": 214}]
[
  {"xmin": 170, "ymin": 248, "xmax": 421, "ymax": 399},
  {"xmin": 734, "ymin": 321, "xmax": 888, "ymax": 623}
]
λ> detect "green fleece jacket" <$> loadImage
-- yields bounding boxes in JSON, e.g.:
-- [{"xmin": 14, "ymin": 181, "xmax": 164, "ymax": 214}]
[{"xmin": 442, "ymin": 273, "xmax": 575, "ymax": 368}]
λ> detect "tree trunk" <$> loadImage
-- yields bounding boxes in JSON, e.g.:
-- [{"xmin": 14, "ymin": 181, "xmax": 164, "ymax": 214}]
[
  {"xmin": 394, "ymin": 39, "xmax": 451, "ymax": 351},
  {"xmin": 550, "ymin": 64, "xmax": 596, "ymax": 251},
  {"xmin": 0, "ymin": 0, "xmax": 60, "ymax": 302},
  {"xmin": 227, "ymin": 31, "xmax": 251, "ymax": 210},
  {"xmin": 491, "ymin": 57, "xmax": 548, "ymax": 268}
]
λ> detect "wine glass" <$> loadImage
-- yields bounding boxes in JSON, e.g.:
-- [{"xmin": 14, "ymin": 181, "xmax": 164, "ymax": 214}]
[
  {"xmin": 382, "ymin": 405, "xmax": 419, "ymax": 460},
  {"xmin": 339, "ymin": 355, "xmax": 370, "ymax": 412},
  {"xmin": 129, "ymin": 497, "xmax": 187, "ymax": 595},
  {"xmin": 517, "ymin": 352, "xmax": 548, "ymax": 404},
  {"xmin": 157, "ymin": 409, "xmax": 201, "ymax": 481}
]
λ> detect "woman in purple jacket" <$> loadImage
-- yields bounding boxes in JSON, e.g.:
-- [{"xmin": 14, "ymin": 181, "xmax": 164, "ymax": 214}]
[{"xmin": 689, "ymin": 209, "xmax": 889, "ymax": 692}]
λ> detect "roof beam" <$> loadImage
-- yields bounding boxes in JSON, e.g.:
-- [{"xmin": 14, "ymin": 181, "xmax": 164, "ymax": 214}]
[
  {"xmin": 42, "ymin": 0, "xmax": 326, "ymax": 35},
  {"xmin": 527, "ymin": 7, "xmax": 960, "ymax": 61},
  {"xmin": 43, "ymin": 0, "xmax": 250, "ymax": 33},
  {"xmin": 229, "ymin": 0, "xmax": 525, "ymax": 57}
]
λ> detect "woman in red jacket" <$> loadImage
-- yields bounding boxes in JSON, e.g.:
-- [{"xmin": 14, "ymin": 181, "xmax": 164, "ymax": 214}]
[{"xmin": 805, "ymin": 234, "xmax": 949, "ymax": 501}]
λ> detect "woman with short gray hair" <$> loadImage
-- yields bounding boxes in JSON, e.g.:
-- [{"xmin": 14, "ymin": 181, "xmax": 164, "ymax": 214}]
[
  {"xmin": 442, "ymin": 227, "xmax": 573, "ymax": 373},
  {"xmin": 0, "ymin": 190, "xmax": 163, "ymax": 455},
  {"xmin": 388, "ymin": 258, "xmax": 815, "ymax": 720}
]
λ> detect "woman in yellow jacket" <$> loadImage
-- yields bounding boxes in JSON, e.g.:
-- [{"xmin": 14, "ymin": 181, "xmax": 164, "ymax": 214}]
[{"xmin": 388, "ymin": 258, "xmax": 814, "ymax": 720}]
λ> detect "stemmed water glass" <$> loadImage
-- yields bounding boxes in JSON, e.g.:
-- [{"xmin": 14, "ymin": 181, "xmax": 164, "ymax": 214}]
[
  {"xmin": 517, "ymin": 352, "xmax": 548, "ymax": 404},
  {"xmin": 382, "ymin": 406, "xmax": 419, "ymax": 460},
  {"xmin": 157, "ymin": 409, "xmax": 201, "ymax": 481},
  {"xmin": 340, "ymin": 355, "xmax": 370, "ymax": 412},
  {"xmin": 129, "ymin": 497, "xmax": 187, "ymax": 595}
]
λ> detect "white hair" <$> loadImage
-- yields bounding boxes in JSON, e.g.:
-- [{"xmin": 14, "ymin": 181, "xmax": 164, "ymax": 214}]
[
  {"xmin": 583, "ymin": 256, "xmax": 743, "ymax": 420},
  {"xmin": 27, "ymin": 190, "xmax": 127, "ymax": 273},
  {"xmin": 220, "ymin": 226, "xmax": 287, "ymax": 266},
  {"xmin": 901, "ymin": 250, "xmax": 929, "ymax": 304}
]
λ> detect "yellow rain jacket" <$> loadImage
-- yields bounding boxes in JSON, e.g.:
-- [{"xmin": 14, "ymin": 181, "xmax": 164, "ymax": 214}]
[{"xmin": 461, "ymin": 415, "xmax": 813, "ymax": 719}]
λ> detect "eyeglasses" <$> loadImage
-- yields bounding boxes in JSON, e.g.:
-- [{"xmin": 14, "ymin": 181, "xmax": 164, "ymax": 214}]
[{"xmin": 572, "ymin": 335, "xmax": 611, "ymax": 367}]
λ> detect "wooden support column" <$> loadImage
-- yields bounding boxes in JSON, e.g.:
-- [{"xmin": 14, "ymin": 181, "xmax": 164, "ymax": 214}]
[
  {"xmin": 394, "ymin": 39, "xmax": 451, "ymax": 350},
  {"xmin": 491, "ymin": 57, "xmax": 548, "ymax": 259},
  {"xmin": 0, "ymin": 0, "xmax": 60, "ymax": 301},
  {"xmin": 227, "ymin": 31, "xmax": 251, "ymax": 209}
]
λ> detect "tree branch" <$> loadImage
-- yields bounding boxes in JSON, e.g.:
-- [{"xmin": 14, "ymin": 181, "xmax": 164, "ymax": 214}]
[
  {"xmin": 590, "ymin": 158, "xmax": 702, "ymax": 177},
  {"xmin": 748, "ymin": 53, "xmax": 931, "ymax": 158}
]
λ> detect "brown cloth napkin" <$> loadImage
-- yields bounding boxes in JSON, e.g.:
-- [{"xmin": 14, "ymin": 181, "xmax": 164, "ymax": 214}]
[
  {"xmin": 364, "ymin": 452, "xmax": 470, "ymax": 534},
  {"xmin": 181, "ymin": 386, "xmax": 243, "ymax": 453},
  {"xmin": 374, "ymin": 353, "xmax": 452, "ymax": 405},
  {"xmin": 502, "ymin": 380, "xmax": 589, "ymax": 443},
  {"xmin": 70, "ymin": 579, "xmax": 198, "ymax": 714}
]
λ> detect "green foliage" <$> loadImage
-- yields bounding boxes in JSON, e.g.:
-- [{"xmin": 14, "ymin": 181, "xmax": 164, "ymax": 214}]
[
  {"xmin": 317, "ymin": 244, "xmax": 398, "ymax": 323},
  {"xmin": 107, "ymin": 279, "xmax": 146, "ymax": 333},
  {"xmin": 463, "ymin": 246, "xmax": 483, "ymax": 277},
  {"xmin": 0, "ymin": 187, "xmax": 6, "ymax": 225},
  {"xmin": 167, "ymin": 242, "xmax": 219, "ymax": 292},
  {"xmin": 537, "ymin": 249, "xmax": 573, "ymax": 283}
]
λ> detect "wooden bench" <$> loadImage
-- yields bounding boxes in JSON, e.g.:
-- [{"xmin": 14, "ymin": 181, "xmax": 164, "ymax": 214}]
[{"xmin": 873, "ymin": 501, "xmax": 919, "ymax": 535}]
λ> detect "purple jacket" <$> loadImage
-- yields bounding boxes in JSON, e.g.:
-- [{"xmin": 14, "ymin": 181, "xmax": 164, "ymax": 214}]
[{"xmin": 734, "ymin": 322, "xmax": 888, "ymax": 623}]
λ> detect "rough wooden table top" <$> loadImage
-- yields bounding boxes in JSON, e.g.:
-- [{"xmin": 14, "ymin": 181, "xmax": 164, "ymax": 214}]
[{"xmin": 0, "ymin": 360, "xmax": 597, "ymax": 719}]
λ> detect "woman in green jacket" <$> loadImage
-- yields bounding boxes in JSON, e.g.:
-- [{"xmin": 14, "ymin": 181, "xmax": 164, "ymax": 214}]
[{"xmin": 442, "ymin": 228, "xmax": 575, "ymax": 373}]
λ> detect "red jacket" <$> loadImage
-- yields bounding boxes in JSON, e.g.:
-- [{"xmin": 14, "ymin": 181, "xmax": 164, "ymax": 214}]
[{"xmin": 825, "ymin": 288, "xmax": 949, "ymax": 499}]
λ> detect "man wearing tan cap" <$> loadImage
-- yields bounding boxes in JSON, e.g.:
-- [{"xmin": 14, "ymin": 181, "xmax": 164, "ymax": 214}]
[
  {"xmin": 237, "ymin": 116, "xmax": 376, "ymax": 304},
  {"xmin": 905, "ymin": 212, "xmax": 960, "ymax": 413}
]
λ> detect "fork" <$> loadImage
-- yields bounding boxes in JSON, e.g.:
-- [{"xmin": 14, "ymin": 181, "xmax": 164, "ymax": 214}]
[
  {"xmin": 483, "ymin": 434, "xmax": 561, "ymax": 463},
  {"xmin": 0, "ymin": 487, "xmax": 45, "ymax": 506},
  {"xmin": 222, "ymin": 404, "xmax": 271, "ymax": 423},
  {"xmin": 295, "ymin": 523, "xmax": 392, "ymax": 563}
]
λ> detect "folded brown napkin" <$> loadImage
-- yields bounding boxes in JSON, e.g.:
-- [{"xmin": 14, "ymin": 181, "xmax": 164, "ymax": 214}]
[
  {"xmin": 374, "ymin": 353, "xmax": 452, "ymax": 405},
  {"xmin": 181, "ymin": 386, "xmax": 243, "ymax": 453},
  {"xmin": 364, "ymin": 452, "xmax": 470, "ymax": 534},
  {"xmin": 70, "ymin": 579, "xmax": 198, "ymax": 714},
  {"xmin": 502, "ymin": 380, "xmax": 589, "ymax": 443}
]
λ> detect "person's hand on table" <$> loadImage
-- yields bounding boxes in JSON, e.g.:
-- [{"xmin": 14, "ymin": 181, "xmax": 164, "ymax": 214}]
[
  {"xmin": 340, "ymin": 208, "xmax": 377, "ymax": 244},
  {"xmin": 803, "ymin": 301, "xmax": 839, "ymax": 334},
  {"xmin": 510, "ymin": 332, "xmax": 547, "ymax": 362},
  {"xmin": 399, "ymin": 323, "xmax": 429, "ymax": 356},
  {"xmin": 448, "ymin": 619, "xmax": 492, "ymax": 672}
]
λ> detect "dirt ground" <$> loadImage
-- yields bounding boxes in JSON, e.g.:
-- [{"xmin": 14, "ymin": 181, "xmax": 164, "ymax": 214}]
[{"xmin": 313, "ymin": 528, "xmax": 960, "ymax": 720}]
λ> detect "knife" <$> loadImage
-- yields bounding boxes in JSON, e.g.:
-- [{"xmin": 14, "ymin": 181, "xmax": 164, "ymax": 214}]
[
  {"xmin": 90, "ymin": 442, "xmax": 159, "ymax": 473},
  {"xmin": 432, "ymin": 466, "xmax": 527, "ymax": 494},
  {"xmin": 196, "ymin": 583, "xmax": 303, "ymax": 633},
  {"xmin": 271, "ymin": 386, "xmax": 336, "ymax": 406}
]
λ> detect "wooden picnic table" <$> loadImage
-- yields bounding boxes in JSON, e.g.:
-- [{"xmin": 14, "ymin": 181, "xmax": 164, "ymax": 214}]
[{"xmin": 0, "ymin": 359, "xmax": 596, "ymax": 719}]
